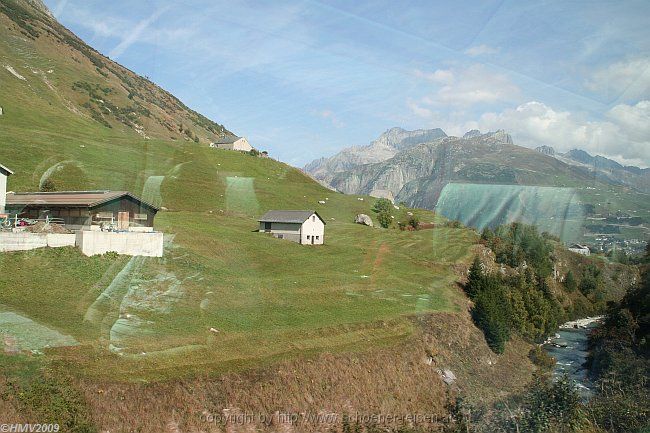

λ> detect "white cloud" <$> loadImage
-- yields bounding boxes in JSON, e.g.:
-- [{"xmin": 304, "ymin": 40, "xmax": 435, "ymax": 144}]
[
  {"xmin": 586, "ymin": 58, "xmax": 650, "ymax": 101},
  {"xmin": 412, "ymin": 64, "xmax": 519, "ymax": 108},
  {"xmin": 473, "ymin": 101, "xmax": 650, "ymax": 167},
  {"xmin": 464, "ymin": 44, "xmax": 499, "ymax": 57},
  {"xmin": 607, "ymin": 100, "xmax": 650, "ymax": 141},
  {"xmin": 413, "ymin": 68, "xmax": 454, "ymax": 84}
]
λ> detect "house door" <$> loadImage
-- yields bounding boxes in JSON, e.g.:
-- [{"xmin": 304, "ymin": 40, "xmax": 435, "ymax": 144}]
[
  {"xmin": 311, "ymin": 235, "xmax": 315, "ymax": 244},
  {"xmin": 117, "ymin": 211, "xmax": 130, "ymax": 230}
]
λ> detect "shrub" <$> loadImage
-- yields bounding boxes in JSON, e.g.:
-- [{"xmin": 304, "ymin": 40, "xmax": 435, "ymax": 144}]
[
  {"xmin": 372, "ymin": 198, "xmax": 393, "ymax": 214},
  {"xmin": 377, "ymin": 211, "xmax": 392, "ymax": 229},
  {"xmin": 408, "ymin": 215, "xmax": 419, "ymax": 230}
]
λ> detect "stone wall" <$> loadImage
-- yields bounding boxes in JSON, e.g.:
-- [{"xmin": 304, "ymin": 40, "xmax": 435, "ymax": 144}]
[
  {"xmin": 76, "ymin": 231, "xmax": 163, "ymax": 257},
  {"xmin": 0, "ymin": 232, "xmax": 76, "ymax": 252}
]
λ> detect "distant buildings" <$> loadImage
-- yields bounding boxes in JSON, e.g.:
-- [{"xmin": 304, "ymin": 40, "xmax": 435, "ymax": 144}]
[
  {"xmin": 0, "ymin": 163, "xmax": 13, "ymax": 213},
  {"xmin": 210, "ymin": 136, "xmax": 253, "ymax": 152},
  {"xmin": 568, "ymin": 244, "xmax": 591, "ymax": 256},
  {"xmin": 258, "ymin": 210, "xmax": 325, "ymax": 245}
]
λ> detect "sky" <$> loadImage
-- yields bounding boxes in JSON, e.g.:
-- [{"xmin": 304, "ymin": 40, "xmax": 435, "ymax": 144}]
[{"xmin": 44, "ymin": 0, "xmax": 650, "ymax": 168}]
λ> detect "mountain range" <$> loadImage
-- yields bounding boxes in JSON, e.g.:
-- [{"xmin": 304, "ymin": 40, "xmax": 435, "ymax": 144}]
[{"xmin": 305, "ymin": 127, "xmax": 650, "ymax": 240}]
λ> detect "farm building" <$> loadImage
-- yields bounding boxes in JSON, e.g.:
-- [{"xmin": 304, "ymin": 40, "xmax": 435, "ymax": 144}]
[
  {"xmin": 5, "ymin": 190, "xmax": 159, "ymax": 231},
  {"xmin": 568, "ymin": 244, "xmax": 591, "ymax": 256},
  {"xmin": 258, "ymin": 210, "xmax": 325, "ymax": 245},
  {"xmin": 0, "ymin": 163, "xmax": 13, "ymax": 213},
  {"xmin": 209, "ymin": 135, "xmax": 253, "ymax": 152}
]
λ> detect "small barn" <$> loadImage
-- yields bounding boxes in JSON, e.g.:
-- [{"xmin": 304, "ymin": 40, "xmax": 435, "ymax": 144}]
[
  {"xmin": 258, "ymin": 210, "xmax": 325, "ymax": 245},
  {"xmin": 0, "ymin": 163, "xmax": 14, "ymax": 213},
  {"xmin": 5, "ymin": 190, "xmax": 159, "ymax": 231},
  {"xmin": 210, "ymin": 136, "xmax": 253, "ymax": 152}
]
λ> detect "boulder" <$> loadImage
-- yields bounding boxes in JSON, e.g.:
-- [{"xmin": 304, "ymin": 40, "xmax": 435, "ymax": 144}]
[
  {"xmin": 354, "ymin": 214, "xmax": 374, "ymax": 227},
  {"xmin": 437, "ymin": 369, "xmax": 456, "ymax": 385}
]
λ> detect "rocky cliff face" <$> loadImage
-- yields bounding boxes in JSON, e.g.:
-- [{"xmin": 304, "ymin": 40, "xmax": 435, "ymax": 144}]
[
  {"xmin": 303, "ymin": 127, "xmax": 446, "ymax": 188},
  {"xmin": 325, "ymin": 129, "xmax": 561, "ymax": 207}
]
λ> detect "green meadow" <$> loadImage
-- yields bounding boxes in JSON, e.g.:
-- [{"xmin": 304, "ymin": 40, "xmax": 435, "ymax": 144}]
[{"xmin": 0, "ymin": 125, "xmax": 476, "ymax": 379}]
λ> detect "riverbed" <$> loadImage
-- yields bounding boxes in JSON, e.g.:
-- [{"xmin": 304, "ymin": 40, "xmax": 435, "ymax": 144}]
[{"xmin": 543, "ymin": 317, "xmax": 603, "ymax": 401}]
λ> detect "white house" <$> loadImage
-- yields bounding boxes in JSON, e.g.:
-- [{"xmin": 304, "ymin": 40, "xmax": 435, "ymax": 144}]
[
  {"xmin": 568, "ymin": 244, "xmax": 591, "ymax": 256},
  {"xmin": 210, "ymin": 136, "xmax": 253, "ymax": 152},
  {"xmin": 258, "ymin": 210, "xmax": 325, "ymax": 245},
  {"xmin": 0, "ymin": 163, "xmax": 14, "ymax": 213}
]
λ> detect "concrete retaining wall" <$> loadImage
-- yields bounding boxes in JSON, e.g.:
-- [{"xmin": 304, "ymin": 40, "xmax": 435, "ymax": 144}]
[
  {"xmin": 76, "ymin": 231, "xmax": 163, "ymax": 257},
  {"xmin": 0, "ymin": 233, "xmax": 76, "ymax": 252}
]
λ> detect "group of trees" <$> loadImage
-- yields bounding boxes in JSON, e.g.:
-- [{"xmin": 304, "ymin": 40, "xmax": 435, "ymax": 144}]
[
  {"xmin": 466, "ymin": 224, "xmax": 569, "ymax": 352},
  {"xmin": 585, "ymin": 243, "xmax": 649, "ymax": 432},
  {"xmin": 481, "ymin": 223, "xmax": 554, "ymax": 277},
  {"xmin": 466, "ymin": 252, "xmax": 564, "ymax": 353}
]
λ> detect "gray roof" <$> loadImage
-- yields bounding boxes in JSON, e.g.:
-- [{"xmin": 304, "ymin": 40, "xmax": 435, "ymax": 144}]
[
  {"xmin": 0, "ymin": 164, "xmax": 14, "ymax": 176},
  {"xmin": 258, "ymin": 210, "xmax": 325, "ymax": 224},
  {"xmin": 212, "ymin": 135, "xmax": 242, "ymax": 144}
]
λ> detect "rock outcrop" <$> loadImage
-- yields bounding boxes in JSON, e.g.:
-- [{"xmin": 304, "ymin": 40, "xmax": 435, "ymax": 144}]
[{"xmin": 354, "ymin": 214, "xmax": 374, "ymax": 227}]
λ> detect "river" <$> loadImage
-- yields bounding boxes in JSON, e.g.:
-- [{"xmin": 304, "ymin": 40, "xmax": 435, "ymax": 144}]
[{"xmin": 543, "ymin": 317, "xmax": 603, "ymax": 401}]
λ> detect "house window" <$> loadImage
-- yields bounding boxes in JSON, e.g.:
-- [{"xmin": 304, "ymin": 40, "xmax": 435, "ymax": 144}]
[
  {"xmin": 264, "ymin": 222, "xmax": 271, "ymax": 231},
  {"xmin": 316, "ymin": 236, "xmax": 319, "ymax": 240},
  {"xmin": 312, "ymin": 216, "xmax": 315, "ymax": 222}
]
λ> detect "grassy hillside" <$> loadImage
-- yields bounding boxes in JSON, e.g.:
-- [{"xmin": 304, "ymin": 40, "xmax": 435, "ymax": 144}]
[
  {"xmin": 0, "ymin": 73, "xmax": 477, "ymax": 379},
  {"xmin": 0, "ymin": 145, "xmax": 476, "ymax": 380},
  {"xmin": 0, "ymin": 0, "xmax": 228, "ymax": 145}
]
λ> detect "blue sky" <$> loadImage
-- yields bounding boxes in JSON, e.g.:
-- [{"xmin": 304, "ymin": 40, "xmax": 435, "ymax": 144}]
[{"xmin": 45, "ymin": 0, "xmax": 650, "ymax": 167}]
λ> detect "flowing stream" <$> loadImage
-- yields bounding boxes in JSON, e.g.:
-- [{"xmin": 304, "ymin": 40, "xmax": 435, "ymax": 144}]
[{"xmin": 543, "ymin": 317, "xmax": 603, "ymax": 401}]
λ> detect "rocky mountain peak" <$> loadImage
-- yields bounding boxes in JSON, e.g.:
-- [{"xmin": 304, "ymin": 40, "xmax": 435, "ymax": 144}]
[
  {"xmin": 463, "ymin": 129, "xmax": 482, "ymax": 139},
  {"xmin": 535, "ymin": 145, "xmax": 555, "ymax": 156},
  {"xmin": 484, "ymin": 130, "xmax": 513, "ymax": 144},
  {"xmin": 373, "ymin": 127, "xmax": 447, "ymax": 150}
]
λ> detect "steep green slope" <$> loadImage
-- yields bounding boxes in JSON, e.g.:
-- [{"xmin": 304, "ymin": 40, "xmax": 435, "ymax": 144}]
[{"xmin": 0, "ymin": 0, "xmax": 228, "ymax": 146}]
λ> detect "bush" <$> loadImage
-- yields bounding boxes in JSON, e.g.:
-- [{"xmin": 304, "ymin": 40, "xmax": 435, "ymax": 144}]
[
  {"xmin": 520, "ymin": 375, "xmax": 585, "ymax": 433},
  {"xmin": 372, "ymin": 198, "xmax": 393, "ymax": 214},
  {"xmin": 408, "ymin": 215, "xmax": 419, "ymax": 230},
  {"xmin": 377, "ymin": 211, "xmax": 392, "ymax": 229}
]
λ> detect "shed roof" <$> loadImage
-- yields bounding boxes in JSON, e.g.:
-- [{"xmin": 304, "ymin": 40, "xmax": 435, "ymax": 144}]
[
  {"xmin": 212, "ymin": 135, "xmax": 242, "ymax": 144},
  {"xmin": 6, "ymin": 190, "xmax": 159, "ymax": 211},
  {"xmin": 258, "ymin": 210, "xmax": 325, "ymax": 224},
  {"xmin": 0, "ymin": 164, "xmax": 14, "ymax": 176}
]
